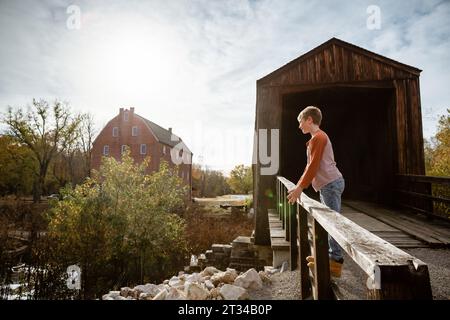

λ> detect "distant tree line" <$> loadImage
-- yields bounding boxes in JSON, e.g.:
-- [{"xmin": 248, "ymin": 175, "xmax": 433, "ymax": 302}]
[
  {"xmin": 423, "ymin": 109, "xmax": 449, "ymax": 217},
  {"xmin": 424, "ymin": 109, "xmax": 449, "ymax": 177},
  {"xmin": 192, "ymin": 164, "xmax": 253, "ymax": 197},
  {"xmin": 0, "ymin": 99, "xmax": 95, "ymax": 201}
]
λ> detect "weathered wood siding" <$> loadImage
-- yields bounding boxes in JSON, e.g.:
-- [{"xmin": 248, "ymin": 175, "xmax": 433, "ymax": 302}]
[
  {"xmin": 254, "ymin": 38, "xmax": 425, "ymax": 245},
  {"xmin": 259, "ymin": 44, "xmax": 418, "ymax": 87}
]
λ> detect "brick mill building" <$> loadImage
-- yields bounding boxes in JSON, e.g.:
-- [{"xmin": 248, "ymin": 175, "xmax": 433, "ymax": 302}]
[{"xmin": 91, "ymin": 107, "xmax": 192, "ymax": 199}]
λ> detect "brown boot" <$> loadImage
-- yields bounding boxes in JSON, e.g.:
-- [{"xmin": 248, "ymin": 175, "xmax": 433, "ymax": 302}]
[
  {"xmin": 305, "ymin": 256, "xmax": 343, "ymax": 278},
  {"xmin": 329, "ymin": 259, "xmax": 343, "ymax": 278}
]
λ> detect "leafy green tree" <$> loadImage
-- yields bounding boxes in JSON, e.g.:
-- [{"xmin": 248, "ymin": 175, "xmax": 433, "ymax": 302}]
[
  {"xmin": 227, "ymin": 164, "xmax": 253, "ymax": 194},
  {"xmin": 42, "ymin": 151, "xmax": 188, "ymax": 298},
  {"xmin": 192, "ymin": 164, "xmax": 231, "ymax": 197},
  {"xmin": 424, "ymin": 109, "xmax": 449, "ymax": 217},
  {"xmin": 0, "ymin": 135, "xmax": 35, "ymax": 196},
  {"xmin": 425, "ymin": 109, "xmax": 450, "ymax": 176},
  {"xmin": 3, "ymin": 99, "xmax": 82, "ymax": 202}
]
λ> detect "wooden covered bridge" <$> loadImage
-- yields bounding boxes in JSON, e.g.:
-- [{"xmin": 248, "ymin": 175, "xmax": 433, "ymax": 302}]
[{"xmin": 252, "ymin": 38, "xmax": 450, "ymax": 299}]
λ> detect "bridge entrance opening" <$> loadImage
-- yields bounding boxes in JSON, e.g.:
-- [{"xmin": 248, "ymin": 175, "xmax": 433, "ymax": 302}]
[{"xmin": 280, "ymin": 86, "xmax": 396, "ymax": 205}]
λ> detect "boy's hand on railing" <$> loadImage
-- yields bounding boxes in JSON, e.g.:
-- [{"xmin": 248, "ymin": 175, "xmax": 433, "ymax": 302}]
[{"xmin": 287, "ymin": 187, "xmax": 303, "ymax": 205}]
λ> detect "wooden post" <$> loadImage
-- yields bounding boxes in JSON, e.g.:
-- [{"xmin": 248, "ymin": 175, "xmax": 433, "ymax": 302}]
[
  {"xmin": 279, "ymin": 179, "xmax": 282, "ymax": 218},
  {"xmin": 285, "ymin": 199, "xmax": 290, "ymax": 242},
  {"xmin": 298, "ymin": 204, "xmax": 311, "ymax": 299},
  {"xmin": 312, "ymin": 219, "xmax": 332, "ymax": 300},
  {"xmin": 277, "ymin": 179, "xmax": 280, "ymax": 217},
  {"xmin": 282, "ymin": 187, "xmax": 286, "ymax": 229},
  {"xmin": 367, "ymin": 262, "xmax": 433, "ymax": 299},
  {"xmin": 289, "ymin": 202, "xmax": 298, "ymax": 270},
  {"xmin": 284, "ymin": 188, "xmax": 288, "ymax": 235}
]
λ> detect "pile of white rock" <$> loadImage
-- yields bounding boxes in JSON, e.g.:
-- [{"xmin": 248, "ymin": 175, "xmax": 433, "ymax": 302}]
[{"xmin": 102, "ymin": 266, "xmax": 273, "ymax": 300}]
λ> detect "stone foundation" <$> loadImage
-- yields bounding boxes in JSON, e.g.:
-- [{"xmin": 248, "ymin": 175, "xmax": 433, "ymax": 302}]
[{"xmin": 185, "ymin": 233, "xmax": 272, "ymax": 273}]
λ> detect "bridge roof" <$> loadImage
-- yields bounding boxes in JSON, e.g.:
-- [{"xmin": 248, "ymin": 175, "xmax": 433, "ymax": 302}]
[{"xmin": 258, "ymin": 37, "xmax": 422, "ymax": 85}]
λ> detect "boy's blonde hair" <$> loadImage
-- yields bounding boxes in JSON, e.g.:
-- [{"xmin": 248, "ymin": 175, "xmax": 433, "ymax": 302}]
[{"xmin": 298, "ymin": 106, "xmax": 322, "ymax": 126}]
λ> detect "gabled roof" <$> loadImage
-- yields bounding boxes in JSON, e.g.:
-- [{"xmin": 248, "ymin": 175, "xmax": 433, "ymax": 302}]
[
  {"xmin": 258, "ymin": 37, "xmax": 422, "ymax": 84},
  {"xmin": 136, "ymin": 114, "xmax": 192, "ymax": 154}
]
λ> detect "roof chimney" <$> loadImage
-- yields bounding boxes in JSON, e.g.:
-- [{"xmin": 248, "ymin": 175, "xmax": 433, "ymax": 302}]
[
  {"xmin": 119, "ymin": 107, "xmax": 124, "ymax": 115},
  {"xmin": 130, "ymin": 107, "xmax": 135, "ymax": 114},
  {"xmin": 168, "ymin": 127, "xmax": 172, "ymax": 134}
]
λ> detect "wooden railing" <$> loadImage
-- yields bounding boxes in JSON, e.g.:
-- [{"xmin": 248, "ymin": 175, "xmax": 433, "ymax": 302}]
[
  {"xmin": 276, "ymin": 176, "xmax": 433, "ymax": 300},
  {"xmin": 395, "ymin": 174, "xmax": 450, "ymax": 219}
]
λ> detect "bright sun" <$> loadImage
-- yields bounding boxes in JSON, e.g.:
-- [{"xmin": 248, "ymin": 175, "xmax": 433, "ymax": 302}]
[{"xmin": 82, "ymin": 22, "xmax": 183, "ymax": 103}]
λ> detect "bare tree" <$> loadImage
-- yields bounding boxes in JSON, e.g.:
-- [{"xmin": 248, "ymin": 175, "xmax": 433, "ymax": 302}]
[
  {"xmin": 78, "ymin": 113, "xmax": 95, "ymax": 178},
  {"xmin": 3, "ymin": 99, "xmax": 82, "ymax": 202}
]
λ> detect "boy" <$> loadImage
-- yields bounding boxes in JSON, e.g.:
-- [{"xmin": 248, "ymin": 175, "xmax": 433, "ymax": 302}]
[{"xmin": 286, "ymin": 106, "xmax": 345, "ymax": 277}]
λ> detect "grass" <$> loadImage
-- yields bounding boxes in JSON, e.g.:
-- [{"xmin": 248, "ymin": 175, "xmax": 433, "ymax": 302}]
[{"xmin": 183, "ymin": 201, "xmax": 254, "ymax": 255}]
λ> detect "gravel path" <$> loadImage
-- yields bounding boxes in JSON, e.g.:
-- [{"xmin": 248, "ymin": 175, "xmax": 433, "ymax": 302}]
[
  {"xmin": 404, "ymin": 248, "xmax": 450, "ymax": 300},
  {"xmin": 249, "ymin": 248, "xmax": 450, "ymax": 300},
  {"xmin": 248, "ymin": 270, "xmax": 303, "ymax": 300}
]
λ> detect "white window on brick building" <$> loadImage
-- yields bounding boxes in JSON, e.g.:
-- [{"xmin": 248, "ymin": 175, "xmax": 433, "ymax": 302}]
[
  {"xmin": 163, "ymin": 145, "xmax": 166, "ymax": 155},
  {"xmin": 103, "ymin": 145, "xmax": 109, "ymax": 155},
  {"xmin": 124, "ymin": 111, "xmax": 129, "ymax": 121},
  {"xmin": 140, "ymin": 144, "xmax": 147, "ymax": 155},
  {"xmin": 132, "ymin": 126, "xmax": 138, "ymax": 136},
  {"xmin": 112, "ymin": 127, "xmax": 118, "ymax": 137},
  {"xmin": 121, "ymin": 145, "xmax": 128, "ymax": 154}
]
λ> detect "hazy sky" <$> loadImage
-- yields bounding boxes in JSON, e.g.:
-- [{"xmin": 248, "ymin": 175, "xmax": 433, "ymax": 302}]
[{"xmin": 0, "ymin": 0, "xmax": 449, "ymax": 173}]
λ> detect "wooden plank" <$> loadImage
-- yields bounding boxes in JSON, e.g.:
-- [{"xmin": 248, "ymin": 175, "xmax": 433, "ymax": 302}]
[
  {"xmin": 380, "ymin": 217, "xmax": 450, "ymax": 245},
  {"xmin": 397, "ymin": 174, "xmax": 450, "ymax": 185},
  {"xmin": 341, "ymin": 211, "xmax": 398, "ymax": 232},
  {"xmin": 345, "ymin": 200, "xmax": 450, "ymax": 240},
  {"xmin": 269, "ymin": 217, "xmax": 281, "ymax": 223},
  {"xmin": 312, "ymin": 219, "xmax": 332, "ymax": 300},
  {"xmin": 270, "ymin": 225, "xmax": 283, "ymax": 231},
  {"xmin": 271, "ymin": 238, "xmax": 290, "ymax": 249},
  {"xmin": 345, "ymin": 200, "xmax": 450, "ymax": 245},
  {"xmin": 395, "ymin": 80, "xmax": 408, "ymax": 173},
  {"xmin": 392, "ymin": 212, "xmax": 450, "ymax": 237},
  {"xmin": 286, "ymin": 196, "xmax": 290, "ymax": 242},
  {"xmin": 282, "ymin": 188, "xmax": 286, "ymax": 228},
  {"xmin": 398, "ymin": 203, "xmax": 449, "ymax": 221},
  {"xmin": 289, "ymin": 203, "xmax": 298, "ymax": 270},
  {"xmin": 270, "ymin": 229, "xmax": 286, "ymax": 238},
  {"xmin": 394, "ymin": 188, "xmax": 450, "ymax": 204},
  {"xmin": 298, "ymin": 203, "xmax": 312, "ymax": 299},
  {"xmin": 341, "ymin": 208, "xmax": 428, "ymax": 247},
  {"xmin": 278, "ymin": 177, "xmax": 428, "ymax": 276},
  {"xmin": 367, "ymin": 264, "xmax": 432, "ymax": 299},
  {"xmin": 276, "ymin": 180, "xmax": 280, "ymax": 217}
]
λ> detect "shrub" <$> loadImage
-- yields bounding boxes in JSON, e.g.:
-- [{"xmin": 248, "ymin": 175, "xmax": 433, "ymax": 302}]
[{"xmin": 37, "ymin": 151, "xmax": 188, "ymax": 298}]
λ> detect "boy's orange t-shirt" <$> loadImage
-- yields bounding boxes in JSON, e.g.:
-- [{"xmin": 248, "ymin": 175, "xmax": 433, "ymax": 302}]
[{"xmin": 298, "ymin": 129, "xmax": 343, "ymax": 192}]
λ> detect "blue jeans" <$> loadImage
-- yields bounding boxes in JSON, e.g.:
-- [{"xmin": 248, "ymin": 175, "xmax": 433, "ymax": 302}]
[{"xmin": 319, "ymin": 177, "xmax": 345, "ymax": 262}]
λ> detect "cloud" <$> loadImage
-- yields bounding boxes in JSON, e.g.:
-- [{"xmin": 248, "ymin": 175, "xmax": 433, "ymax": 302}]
[{"xmin": 0, "ymin": 0, "xmax": 449, "ymax": 172}]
